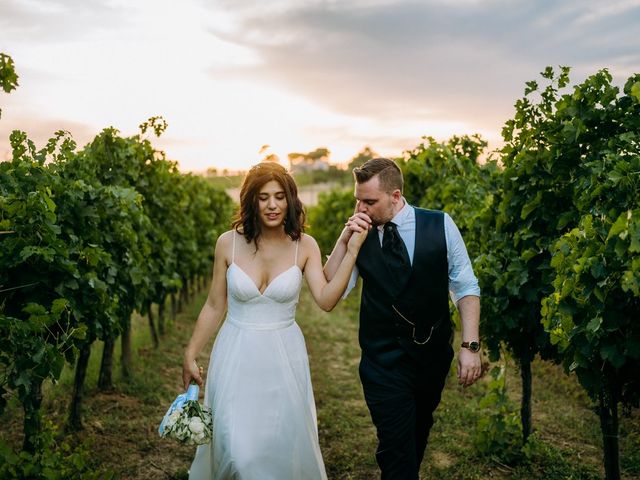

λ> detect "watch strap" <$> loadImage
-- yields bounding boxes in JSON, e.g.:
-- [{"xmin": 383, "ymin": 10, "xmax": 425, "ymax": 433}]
[{"xmin": 461, "ymin": 341, "xmax": 481, "ymax": 352}]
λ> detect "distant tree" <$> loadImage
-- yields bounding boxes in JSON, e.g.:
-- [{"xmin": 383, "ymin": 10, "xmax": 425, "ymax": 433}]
[
  {"xmin": 263, "ymin": 153, "xmax": 279, "ymax": 163},
  {"xmin": 307, "ymin": 148, "xmax": 329, "ymax": 160},
  {"xmin": 288, "ymin": 148, "xmax": 330, "ymax": 173},
  {"xmin": 347, "ymin": 146, "xmax": 377, "ymax": 171},
  {"xmin": 257, "ymin": 144, "xmax": 280, "ymax": 164}
]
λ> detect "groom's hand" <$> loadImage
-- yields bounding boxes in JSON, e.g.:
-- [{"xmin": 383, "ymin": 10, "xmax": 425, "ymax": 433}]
[
  {"xmin": 457, "ymin": 348, "xmax": 482, "ymax": 387},
  {"xmin": 344, "ymin": 213, "xmax": 372, "ymax": 236}
]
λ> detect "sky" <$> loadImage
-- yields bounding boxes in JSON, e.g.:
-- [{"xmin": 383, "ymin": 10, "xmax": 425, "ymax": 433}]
[{"xmin": 1, "ymin": 0, "xmax": 639, "ymax": 173}]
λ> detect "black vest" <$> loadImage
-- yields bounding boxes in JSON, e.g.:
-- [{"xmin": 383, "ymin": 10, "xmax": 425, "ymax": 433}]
[{"xmin": 356, "ymin": 207, "xmax": 451, "ymax": 366}]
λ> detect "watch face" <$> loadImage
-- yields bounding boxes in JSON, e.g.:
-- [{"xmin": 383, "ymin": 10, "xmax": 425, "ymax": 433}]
[{"xmin": 469, "ymin": 341, "xmax": 480, "ymax": 352}]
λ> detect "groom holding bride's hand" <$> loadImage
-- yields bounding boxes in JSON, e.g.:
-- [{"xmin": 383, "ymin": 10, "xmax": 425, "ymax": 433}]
[{"xmin": 324, "ymin": 158, "xmax": 481, "ymax": 479}]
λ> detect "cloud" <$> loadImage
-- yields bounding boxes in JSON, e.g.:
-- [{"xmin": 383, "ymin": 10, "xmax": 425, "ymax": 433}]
[
  {"xmin": 204, "ymin": 0, "xmax": 640, "ymax": 137},
  {"xmin": 0, "ymin": 0, "xmax": 126, "ymax": 42},
  {"xmin": 2, "ymin": 0, "xmax": 638, "ymax": 171}
]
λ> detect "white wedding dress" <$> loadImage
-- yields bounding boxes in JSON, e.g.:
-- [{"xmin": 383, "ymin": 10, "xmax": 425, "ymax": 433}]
[{"xmin": 188, "ymin": 235, "xmax": 327, "ymax": 480}]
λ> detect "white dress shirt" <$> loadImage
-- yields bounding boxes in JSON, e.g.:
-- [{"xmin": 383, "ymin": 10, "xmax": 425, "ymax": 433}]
[{"xmin": 343, "ymin": 200, "xmax": 481, "ymax": 306}]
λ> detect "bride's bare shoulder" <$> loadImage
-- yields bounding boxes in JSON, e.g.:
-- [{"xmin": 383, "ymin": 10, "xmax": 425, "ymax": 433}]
[
  {"xmin": 299, "ymin": 233, "xmax": 321, "ymax": 255},
  {"xmin": 214, "ymin": 230, "xmax": 237, "ymax": 257}
]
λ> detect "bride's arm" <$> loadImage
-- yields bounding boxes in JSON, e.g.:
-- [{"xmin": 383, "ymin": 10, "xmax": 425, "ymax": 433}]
[
  {"xmin": 182, "ymin": 231, "xmax": 231, "ymax": 389},
  {"xmin": 302, "ymin": 230, "xmax": 368, "ymax": 312},
  {"xmin": 324, "ymin": 212, "xmax": 371, "ymax": 281}
]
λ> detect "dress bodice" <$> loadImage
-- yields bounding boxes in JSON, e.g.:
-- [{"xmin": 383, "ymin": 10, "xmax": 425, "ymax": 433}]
[{"xmin": 225, "ymin": 263, "xmax": 302, "ymax": 329}]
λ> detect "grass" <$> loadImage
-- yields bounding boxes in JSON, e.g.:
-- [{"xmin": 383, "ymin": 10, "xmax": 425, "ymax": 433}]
[{"xmin": 1, "ymin": 283, "xmax": 639, "ymax": 479}]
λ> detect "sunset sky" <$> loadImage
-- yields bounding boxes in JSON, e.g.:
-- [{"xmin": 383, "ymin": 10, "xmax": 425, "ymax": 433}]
[{"xmin": 1, "ymin": 0, "xmax": 639, "ymax": 172}]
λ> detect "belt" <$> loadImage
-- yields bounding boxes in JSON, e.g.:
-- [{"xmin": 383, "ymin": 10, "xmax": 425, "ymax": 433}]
[{"xmin": 226, "ymin": 316, "xmax": 295, "ymax": 331}]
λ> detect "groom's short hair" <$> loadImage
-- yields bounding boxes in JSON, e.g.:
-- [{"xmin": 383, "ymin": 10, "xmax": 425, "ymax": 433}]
[{"xmin": 353, "ymin": 158, "xmax": 403, "ymax": 194}]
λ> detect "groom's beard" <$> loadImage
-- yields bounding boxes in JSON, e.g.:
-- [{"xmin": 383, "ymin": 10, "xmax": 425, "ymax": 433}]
[{"xmin": 371, "ymin": 214, "xmax": 393, "ymax": 228}]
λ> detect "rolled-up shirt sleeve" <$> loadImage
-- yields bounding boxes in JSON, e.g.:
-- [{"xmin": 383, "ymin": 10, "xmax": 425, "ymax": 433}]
[
  {"xmin": 342, "ymin": 265, "xmax": 359, "ymax": 299},
  {"xmin": 445, "ymin": 213, "xmax": 480, "ymax": 306}
]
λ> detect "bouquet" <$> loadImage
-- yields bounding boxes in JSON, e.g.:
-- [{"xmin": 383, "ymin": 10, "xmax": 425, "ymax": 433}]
[{"xmin": 158, "ymin": 383, "xmax": 213, "ymax": 445}]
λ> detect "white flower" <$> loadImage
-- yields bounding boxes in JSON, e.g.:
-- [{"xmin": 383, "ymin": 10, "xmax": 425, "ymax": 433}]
[
  {"xmin": 160, "ymin": 397, "xmax": 212, "ymax": 445},
  {"xmin": 166, "ymin": 411, "xmax": 181, "ymax": 426},
  {"xmin": 189, "ymin": 417, "xmax": 204, "ymax": 434}
]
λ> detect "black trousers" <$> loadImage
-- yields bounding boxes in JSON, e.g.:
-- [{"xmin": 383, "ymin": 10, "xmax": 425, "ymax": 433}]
[{"xmin": 359, "ymin": 341, "xmax": 453, "ymax": 480}]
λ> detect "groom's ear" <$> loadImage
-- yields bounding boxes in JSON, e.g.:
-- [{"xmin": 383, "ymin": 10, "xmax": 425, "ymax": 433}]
[{"xmin": 391, "ymin": 189, "xmax": 402, "ymax": 202}]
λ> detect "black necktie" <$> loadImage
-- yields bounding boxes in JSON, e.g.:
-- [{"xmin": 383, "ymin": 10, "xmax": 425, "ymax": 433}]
[{"xmin": 382, "ymin": 222, "xmax": 410, "ymax": 284}]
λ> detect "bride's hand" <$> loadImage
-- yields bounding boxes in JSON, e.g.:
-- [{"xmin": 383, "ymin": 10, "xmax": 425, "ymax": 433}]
[
  {"xmin": 347, "ymin": 226, "xmax": 369, "ymax": 255},
  {"xmin": 182, "ymin": 358, "xmax": 204, "ymax": 390}
]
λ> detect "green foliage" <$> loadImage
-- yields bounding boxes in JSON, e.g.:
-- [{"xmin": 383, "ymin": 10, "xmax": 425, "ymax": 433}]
[
  {"xmin": 0, "ymin": 420, "xmax": 115, "ymax": 479},
  {"xmin": 176, "ymin": 173, "xmax": 234, "ymax": 283},
  {"xmin": 139, "ymin": 115, "xmax": 168, "ymax": 137},
  {"xmin": 1, "ymin": 118, "xmax": 232, "ymax": 454},
  {"xmin": 0, "ymin": 53, "xmax": 19, "ymax": 93},
  {"xmin": 542, "ymin": 211, "xmax": 640, "ymax": 407},
  {"xmin": 476, "ymin": 67, "xmax": 583, "ymax": 367},
  {"xmin": 481, "ymin": 66, "xmax": 640, "ymax": 477},
  {"xmin": 60, "ymin": 128, "xmax": 153, "ymax": 321},
  {"xmin": 0, "ymin": 304, "xmax": 84, "ymax": 415},
  {"xmin": 0, "ymin": 132, "xmax": 88, "ymax": 418},
  {"xmin": 59, "ymin": 120, "xmax": 232, "ymax": 321},
  {"xmin": 401, "ymin": 134, "xmax": 498, "ymax": 260},
  {"xmin": 473, "ymin": 365, "xmax": 522, "ymax": 463},
  {"xmin": 0, "ymin": 52, "xmax": 19, "ymax": 119},
  {"xmin": 307, "ymin": 188, "xmax": 354, "ymax": 257},
  {"xmin": 478, "ymin": 67, "xmax": 639, "ymax": 366},
  {"xmin": 535, "ymin": 69, "xmax": 640, "ymax": 410}
]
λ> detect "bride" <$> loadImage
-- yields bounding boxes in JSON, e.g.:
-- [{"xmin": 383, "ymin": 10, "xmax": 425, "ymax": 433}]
[{"xmin": 182, "ymin": 162, "xmax": 368, "ymax": 479}]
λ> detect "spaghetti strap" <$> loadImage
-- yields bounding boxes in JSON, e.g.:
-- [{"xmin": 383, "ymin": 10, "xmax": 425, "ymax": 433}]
[
  {"xmin": 232, "ymin": 231, "xmax": 236, "ymax": 263},
  {"xmin": 294, "ymin": 237, "xmax": 300, "ymax": 267}
]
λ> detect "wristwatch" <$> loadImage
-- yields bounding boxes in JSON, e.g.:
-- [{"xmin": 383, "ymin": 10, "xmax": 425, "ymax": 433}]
[{"xmin": 461, "ymin": 341, "xmax": 481, "ymax": 353}]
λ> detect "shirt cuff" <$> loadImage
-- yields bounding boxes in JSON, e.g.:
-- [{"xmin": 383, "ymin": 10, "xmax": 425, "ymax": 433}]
[{"xmin": 450, "ymin": 287, "xmax": 481, "ymax": 307}]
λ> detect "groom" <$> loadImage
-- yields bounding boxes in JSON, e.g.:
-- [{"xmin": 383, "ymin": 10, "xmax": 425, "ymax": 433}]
[{"xmin": 324, "ymin": 158, "xmax": 481, "ymax": 479}]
